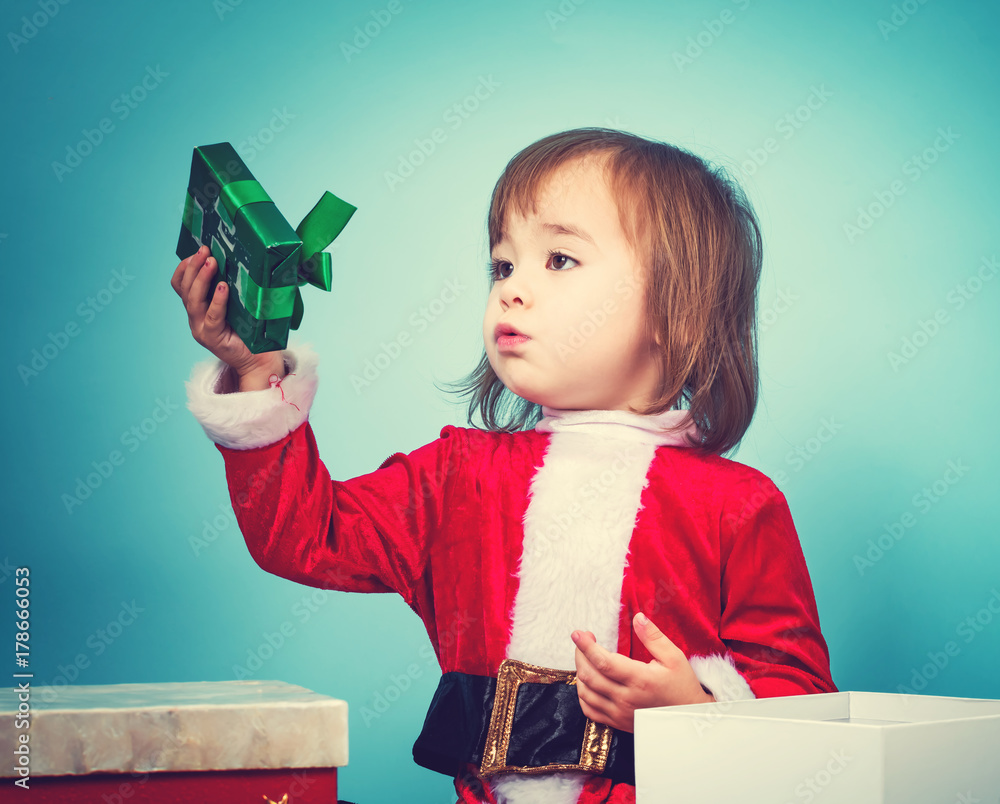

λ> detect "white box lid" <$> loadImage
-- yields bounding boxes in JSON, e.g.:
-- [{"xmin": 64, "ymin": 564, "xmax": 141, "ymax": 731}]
[{"xmin": 0, "ymin": 680, "xmax": 348, "ymax": 777}]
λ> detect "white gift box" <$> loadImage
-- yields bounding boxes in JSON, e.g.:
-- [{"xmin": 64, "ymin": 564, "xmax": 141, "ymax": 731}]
[{"xmin": 634, "ymin": 690, "xmax": 1000, "ymax": 804}]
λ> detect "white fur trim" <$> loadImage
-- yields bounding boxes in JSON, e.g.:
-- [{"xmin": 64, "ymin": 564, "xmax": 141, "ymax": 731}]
[
  {"xmin": 487, "ymin": 771, "xmax": 590, "ymax": 804},
  {"xmin": 689, "ymin": 653, "xmax": 756, "ymax": 702},
  {"xmin": 184, "ymin": 338, "xmax": 319, "ymax": 450},
  {"xmin": 537, "ymin": 405, "xmax": 700, "ymax": 447},
  {"xmin": 490, "ymin": 432, "xmax": 659, "ymax": 804}
]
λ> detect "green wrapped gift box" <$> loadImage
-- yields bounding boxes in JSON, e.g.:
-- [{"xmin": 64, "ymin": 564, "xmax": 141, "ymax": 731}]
[{"xmin": 176, "ymin": 142, "xmax": 356, "ymax": 353}]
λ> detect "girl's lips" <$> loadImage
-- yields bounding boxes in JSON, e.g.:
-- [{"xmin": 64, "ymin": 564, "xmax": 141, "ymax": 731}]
[
  {"xmin": 497, "ymin": 334, "xmax": 530, "ymax": 351},
  {"xmin": 494, "ymin": 322, "xmax": 527, "ymax": 340}
]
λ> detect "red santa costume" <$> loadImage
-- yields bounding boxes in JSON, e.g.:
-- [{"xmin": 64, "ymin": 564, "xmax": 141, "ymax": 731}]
[{"xmin": 185, "ymin": 339, "xmax": 837, "ymax": 804}]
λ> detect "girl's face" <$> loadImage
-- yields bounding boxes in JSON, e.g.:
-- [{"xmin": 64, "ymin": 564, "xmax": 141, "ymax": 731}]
[{"xmin": 483, "ymin": 156, "xmax": 661, "ymax": 412}]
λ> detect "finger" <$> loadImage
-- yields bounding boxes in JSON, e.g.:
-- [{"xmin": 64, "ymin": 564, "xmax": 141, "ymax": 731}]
[
  {"xmin": 201, "ymin": 278, "xmax": 229, "ymax": 338},
  {"xmin": 180, "ymin": 247, "xmax": 213, "ymax": 303},
  {"xmin": 185, "ymin": 257, "xmax": 220, "ymax": 323},
  {"xmin": 571, "ymin": 630, "xmax": 634, "ymax": 686},
  {"xmin": 575, "ymin": 677, "xmax": 616, "ymax": 726},
  {"xmin": 576, "ymin": 672, "xmax": 622, "ymax": 716},
  {"xmin": 177, "ymin": 246, "xmax": 206, "ymax": 296},
  {"xmin": 181, "ymin": 246, "xmax": 219, "ymax": 309},
  {"xmin": 184, "ymin": 256, "xmax": 218, "ymax": 334},
  {"xmin": 170, "ymin": 252, "xmax": 196, "ymax": 297},
  {"xmin": 633, "ymin": 612, "xmax": 682, "ymax": 666},
  {"xmin": 575, "ymin": 644, "xmax": 626, "ymax": 699}
]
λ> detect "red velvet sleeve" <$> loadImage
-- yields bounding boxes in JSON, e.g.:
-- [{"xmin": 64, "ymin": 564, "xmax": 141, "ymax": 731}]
[
  {"xmin": 719, "ymin": 477, "xmax": 838, "ymax": 698},
  {"xmin": 214, "ymin": 419, "xmax": 464, "ymax": 613}
]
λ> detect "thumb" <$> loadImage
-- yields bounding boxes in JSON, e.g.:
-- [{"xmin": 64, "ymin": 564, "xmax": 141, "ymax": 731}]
[{"xmin": 633, "ymin": 612, "xmax": 677, "ymax": 661}]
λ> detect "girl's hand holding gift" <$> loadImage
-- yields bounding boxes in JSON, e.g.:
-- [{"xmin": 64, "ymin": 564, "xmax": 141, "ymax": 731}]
[
  {"xmin": 170, "ymin": 244, "xmax": 286, "ymax": 391},
  {"xmin": 571, "ymin": 611, "xmax": 715, "ymax": 733}
]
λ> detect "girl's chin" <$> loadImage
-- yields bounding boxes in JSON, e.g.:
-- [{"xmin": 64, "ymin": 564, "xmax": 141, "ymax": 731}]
[{"xmin": 500, "ymin": 384, "xmax": 548, "ymax": 408}]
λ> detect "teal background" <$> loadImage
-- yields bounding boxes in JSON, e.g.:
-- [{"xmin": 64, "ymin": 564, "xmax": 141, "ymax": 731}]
[{"xmin": 3, "ymin": 0, "xmax": 999, "ymax": 801}]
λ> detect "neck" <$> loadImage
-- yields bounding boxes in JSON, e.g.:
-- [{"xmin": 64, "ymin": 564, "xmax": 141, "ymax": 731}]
[{"xmin": 535, "ymin": 405, "xmax": 702, "ymax": 448}]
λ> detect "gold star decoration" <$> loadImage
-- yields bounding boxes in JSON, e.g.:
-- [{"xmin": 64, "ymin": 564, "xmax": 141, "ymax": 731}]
[{"xmin": 262, "ymin": 795, "xmax": 288, "ymax": 804}]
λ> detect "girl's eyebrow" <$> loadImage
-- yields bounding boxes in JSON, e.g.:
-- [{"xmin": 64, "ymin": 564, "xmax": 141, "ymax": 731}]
[
  {"xmin": 494, "ymin": 221, "xmax": 595, "ymax": 252},
  {"xmin": 541, "ymin": 221, "xmax": 595, "ymax": 246}
]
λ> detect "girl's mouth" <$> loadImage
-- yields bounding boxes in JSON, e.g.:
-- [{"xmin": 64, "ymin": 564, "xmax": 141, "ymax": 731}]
[{"xmin": 497, "ymin": 333, "xmax": 530, "ymax": 351}]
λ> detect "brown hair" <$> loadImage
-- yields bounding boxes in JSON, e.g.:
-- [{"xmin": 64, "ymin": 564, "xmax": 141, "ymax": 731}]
[{"xmin": 436, "ymin": 127, "xmax": 763, "ymax": 458}]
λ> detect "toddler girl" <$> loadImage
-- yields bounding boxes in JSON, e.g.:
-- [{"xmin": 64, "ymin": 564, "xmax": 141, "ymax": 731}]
[{"xmin": 171, "ymin": 127, "xmax": 836, "ymax": 804}]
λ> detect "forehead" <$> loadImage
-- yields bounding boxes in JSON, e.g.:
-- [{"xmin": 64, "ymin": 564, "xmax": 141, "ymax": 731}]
[{"xmin": 495, "ymin": 156, "xmax": 618, "ymax": 244}]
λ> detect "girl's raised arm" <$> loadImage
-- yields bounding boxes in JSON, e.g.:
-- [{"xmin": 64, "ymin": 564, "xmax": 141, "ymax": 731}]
[{"xmin": 185, "ymin": 340, "xmax": 465, "ymax": 615}]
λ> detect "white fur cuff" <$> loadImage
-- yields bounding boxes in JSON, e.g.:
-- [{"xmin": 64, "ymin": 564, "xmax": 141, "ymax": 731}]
[
  {"xmin": 689, "ymin": 653, "xmax": 756, "ymax": 702},
  {"xmin": 184, "ymin": 338, "xmax": 320, "ymax": 450}
]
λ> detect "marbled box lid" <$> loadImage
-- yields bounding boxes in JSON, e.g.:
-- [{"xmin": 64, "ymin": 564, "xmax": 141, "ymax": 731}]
[{"xmin": 0, "ymin": 680, "xmax": 348, "ymax": 777}]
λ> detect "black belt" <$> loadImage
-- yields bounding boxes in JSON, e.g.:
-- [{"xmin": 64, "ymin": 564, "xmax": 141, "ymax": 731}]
[{"xmin": 412, "ymin": 659, "xmax": 635, "ymax": 786}]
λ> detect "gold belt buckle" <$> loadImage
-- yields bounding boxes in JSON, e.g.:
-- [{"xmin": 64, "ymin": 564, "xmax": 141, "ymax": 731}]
[{"xmin": 479, "ymin": 658, "xmax": 613, "ymax": 777}]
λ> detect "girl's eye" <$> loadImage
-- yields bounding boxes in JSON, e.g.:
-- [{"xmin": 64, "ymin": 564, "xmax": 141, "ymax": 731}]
[
  {"xmin": 546, "ymin": 251, "xmax": 578, "ymax": 271},
  {"xmin": 487, "ymin": 259, "xmax": 512, "ymax": 281},
  {"xmin": 487, "ymin": 251, "xmax": 578, "ymax": 281}
]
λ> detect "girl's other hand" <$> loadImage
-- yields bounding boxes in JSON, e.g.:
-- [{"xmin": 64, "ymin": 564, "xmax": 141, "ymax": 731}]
[
  {"xmin": 570, "ymin": 613, "xmax": 715, "ymax": 733},
  {"xmin": 170, "ymin": 246, "xmax": 285, "ymax": 386}
]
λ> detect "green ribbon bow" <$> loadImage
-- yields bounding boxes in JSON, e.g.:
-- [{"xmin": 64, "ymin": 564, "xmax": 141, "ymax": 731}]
[
  {"xmin": 218, "ymin": 180, "xmax": 357, "ymax": 329},
  {"xmin": 290, "ymin": 190, "xmax": 357, "ymax": 329}
]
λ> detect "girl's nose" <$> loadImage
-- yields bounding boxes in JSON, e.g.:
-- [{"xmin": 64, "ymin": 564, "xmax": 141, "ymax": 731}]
[{"xmin": 499, "ymin": 266, "xmax": 532, "ymax": 308}]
